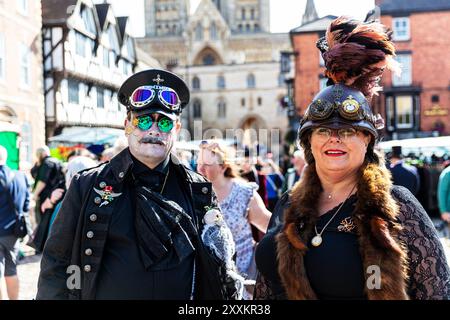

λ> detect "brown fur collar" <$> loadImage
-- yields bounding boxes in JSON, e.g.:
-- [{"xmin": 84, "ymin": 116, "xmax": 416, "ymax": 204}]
[{"xmin": 276, "ymin": 162, "xmax": 410, "ymax": 300}]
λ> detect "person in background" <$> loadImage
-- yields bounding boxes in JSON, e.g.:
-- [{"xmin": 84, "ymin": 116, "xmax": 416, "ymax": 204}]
[
  {"xmin": 240, "ymin": 154, "xmax": 268, "ymax": 208},
  {"xmin": 282, "ymin": 149, "xmax": 306, "ymax": 193},
  {"xmin": 42, "ymin": 156, "xmax": 98, "ymax": 238},
  {"xmin": 0, "ymin": 146, "xmax": 31, "ymax": 300},
  {"xmin": 179, "ymin": 150, "xmax": 193, "ymax": 170},
  {"xmin": 389, "ymin": 146, "xmax": 421, "ymax": 196},
  {"xmin": 197, "ymin": 141, "xmax": 271, "ymax": 299},
  {"xmin": 100, "ymin": 147, "xmax": 116, "ymax": 163},
  {"xmin": 30, "ymin": 146, "xmax": 65, "ymax": 227},
  {"xmin": 438, "ymin": 163, "xmax": 450, "ymax": 225},
  {"xmin": 263, "ymin": 156, "xmax": 285, "ymax": 212}
]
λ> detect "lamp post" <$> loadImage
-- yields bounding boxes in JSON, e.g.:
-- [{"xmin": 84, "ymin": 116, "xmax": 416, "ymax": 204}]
[{"xmin": 279, "ymin": 51, "xmax": 299, "ymax": 150}]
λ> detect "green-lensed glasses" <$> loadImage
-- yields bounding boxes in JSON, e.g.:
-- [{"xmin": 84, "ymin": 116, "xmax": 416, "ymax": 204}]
[{"xmin": 132, "ymin": 114, "xmax": 174, "ymax": 133}]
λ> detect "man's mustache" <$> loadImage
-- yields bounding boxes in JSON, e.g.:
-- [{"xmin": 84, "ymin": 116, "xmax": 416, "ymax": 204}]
[{"xmin": 139, "ymin": 136, "xmax": 166, "ymax": 145}]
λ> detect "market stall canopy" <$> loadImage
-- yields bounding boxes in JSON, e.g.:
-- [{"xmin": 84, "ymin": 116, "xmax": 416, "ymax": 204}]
[
  {"xmin": 174, "ymin": 139, "xmax": 236, "ymax": 151},
  {"xmin": 49, "ymin": 126, "xmax": 124, "ymax": 146},
  {"xmin": 377, "ymin": 136, "xmax": 450, "ymax": 157}
]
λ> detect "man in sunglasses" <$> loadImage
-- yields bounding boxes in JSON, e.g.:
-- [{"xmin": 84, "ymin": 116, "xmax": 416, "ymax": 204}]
[{"xmin": 37, "ymin": 69, "xmax": 242, "ymax": 300}]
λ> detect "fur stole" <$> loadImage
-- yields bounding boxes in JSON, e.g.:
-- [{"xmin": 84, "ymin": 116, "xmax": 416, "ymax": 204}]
[{"xmin": 276, "ymin": 162, "xmax": 409, "ymax": 300}]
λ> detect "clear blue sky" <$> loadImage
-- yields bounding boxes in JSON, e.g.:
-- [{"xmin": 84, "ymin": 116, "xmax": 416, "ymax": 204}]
[{"xmin": 94, "ymin": 0, "xmax": 375, "ymax": 36}]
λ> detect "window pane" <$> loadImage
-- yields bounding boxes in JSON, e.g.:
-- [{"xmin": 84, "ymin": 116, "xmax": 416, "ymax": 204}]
[
  {"xmin": 127, "ymin": 37, "xmax": 135, "ymax": 60},
  {"xmin": 210, "ymin": 22, "xmax": 217, "ymax": 40},
  {"xmin": 97, "ymin": 88, "xmax": 104, "ymax": 108},
  {"xmin": 386, "ymin": 96, "xmax": 395, "ymax": 130},
  {"xmin": 193, "ymin": 100, "xmax": 202, "ymax": 118},
  {"xmin": 20, "ymin": 43, "xmax": 30, "ymax": 86},
  {"xmin": 68, "ymin": 79, "xmax": 79, "ymax": 104},
  {"xmin": 76, "ymin": 32, "xmax": 86, "ymax": 56},
  {"xmin": 103, "ymin": 47, "xmax": 109, "ymax": 66},
  {"xmin": 108, "ymin": 25, "xmax": 119, "ymax": 52},
  {"xmin": 247, "ymin": 74, "xmax": 255, "ymax": 88},
  {"xmin": 17, "ymin": 0, "xmax": 27, "ymax": 14},
  {"xmin": 217, "ymin": 75, "xmax": 225, "ymax": 89},
  {"xmin": 392, "ymin": 54, "xmax": 411, "ymax": 86},
  {"xmin": 395, "ymin": 95, "xmax": 413, "ymax": 128},
  {"xmin": 218, "ymin": 100, "xmax": 226, "ymax": 118},
  {"xmin": 195, "ymin": 24, "xmax": 203, "ymax": 41},
  {"xmin": 0, "ymin": 33, "xmax": 4, "ymax": 79},
  {"xmin": 393, "ymin": 17, "xmax": 410, "ymax": 40},
  {"xmin": 81, "ymin": 6, "xmax": 96, "ymax": 34},
  {"xmin": 192, "ymin": 76, "xmax": 200, "ymax": 90}
]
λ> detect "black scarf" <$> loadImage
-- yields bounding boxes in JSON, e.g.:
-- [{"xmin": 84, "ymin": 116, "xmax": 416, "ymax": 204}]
[{"xmin": 133, "ymin": 185, "xmax": 197, "ymax": 270}]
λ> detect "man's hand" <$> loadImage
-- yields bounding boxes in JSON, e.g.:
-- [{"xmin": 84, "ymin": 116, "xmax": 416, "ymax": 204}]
[{"xmin": 441, "ymin": 212, "xmax": 450, "ymax": 223}]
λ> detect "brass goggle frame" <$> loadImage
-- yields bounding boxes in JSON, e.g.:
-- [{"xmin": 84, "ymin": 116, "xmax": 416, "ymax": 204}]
[{"xmin": 302, "ymin": 94, "xmax": 384, "ymax": 130}]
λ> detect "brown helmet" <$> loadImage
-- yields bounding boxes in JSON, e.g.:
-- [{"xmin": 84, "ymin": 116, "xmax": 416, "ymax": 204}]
[{"xmin": 297, "ymin": 83, "xmax": 384, "ymax": 141}]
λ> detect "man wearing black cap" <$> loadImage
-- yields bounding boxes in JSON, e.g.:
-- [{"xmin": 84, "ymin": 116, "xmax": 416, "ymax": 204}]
[
  {"xmin": 389, "ymin": 146, "xmax": 421, "ymax": 196},
  {"xmin": 37, "ymin": 69, "xmax": 241, "ymax": 300}
]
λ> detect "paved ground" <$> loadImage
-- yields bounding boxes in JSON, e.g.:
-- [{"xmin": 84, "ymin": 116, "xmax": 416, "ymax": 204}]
[{"xmin": 17, "ymin": 243, "xmax": 40, "ymax": 300}]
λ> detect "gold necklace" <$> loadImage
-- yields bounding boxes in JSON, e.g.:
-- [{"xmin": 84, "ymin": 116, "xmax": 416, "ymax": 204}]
[
  {"xmin": 311, "ymin": 184, "xmax": 357, "ymax": 247},
  {"xmin": 160, "ymin": 166, "xmax": 170, "ymax": 194}
]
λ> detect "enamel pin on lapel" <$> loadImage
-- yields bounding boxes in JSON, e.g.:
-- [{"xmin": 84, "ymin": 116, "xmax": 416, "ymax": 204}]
[{"xmin": 94, "ymin": 185, "xmax": 122, "ymax": 207}]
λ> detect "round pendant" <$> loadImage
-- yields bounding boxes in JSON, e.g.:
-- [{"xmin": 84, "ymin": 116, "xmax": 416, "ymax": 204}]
[{"xmin": 311, "ymin": 235, "xmax": 323, "ymax": 247}]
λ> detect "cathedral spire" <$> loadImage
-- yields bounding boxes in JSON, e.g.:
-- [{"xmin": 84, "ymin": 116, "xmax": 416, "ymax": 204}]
[{"xmin": 302, "ymin": 0, "xmax": 318, "ymax": 25}]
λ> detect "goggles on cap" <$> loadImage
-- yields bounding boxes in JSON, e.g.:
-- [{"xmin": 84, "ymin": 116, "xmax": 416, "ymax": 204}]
[
  {"xmin": 132, "ymin": 114, "xmax": 174, "ymax": 133},
  {"xmin": 129, "ymin": 85, "xmax": 181, "ymax": 112},
  {"xmin": 304, "ymin": 95, "xmax": 371, "ymax": 123}
]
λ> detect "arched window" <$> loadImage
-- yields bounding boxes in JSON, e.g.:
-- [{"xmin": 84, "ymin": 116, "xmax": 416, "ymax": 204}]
[
  {"xmin": 250, "ymin": 8, "xmax": 255, "ymax": 20},
  {"xmin": 246, "ymin": 24, "xmax": 251, "ymax": 32},
  {"xmin": 172, "ymin": 25, "xmax": 177, "ymax": 34},
  {"xmin": 238, "ymin": 24, "xmax": 243, "ymax": 32},
  {"xmin": 247, "ymin": 73, "xmax": 255, "ymax": 88},
  {"xmin": 195, "ymin": 23, "xmax": 203, "ymax": 41},
  {"xmin": 202, "ymin": 54, "xmax": 216, "ymax": 65},
  {"xmin": 217, "ymin": 75, "xmax": 225, "ymax": 89},
  {"xmin": 210, "ymin": 22, "xmax": 217, "ymax": 40},
  {"xmin": 193, "ymin": 99, "xmax": 202, "ymax": 118},
  {"xmin": 192, "ymin": 76, "xmax": 200, "ymax": 90},
  {"xmin": 241, "ymin": 8, "xmax": 245, "ymax": 20},
  {"xmin": 254, "ymin": 23, "xmax": 260, "ymax": 32},
  {"xmin": 217, "ymin": 99, "xmax": 226, "ymax": 118}
]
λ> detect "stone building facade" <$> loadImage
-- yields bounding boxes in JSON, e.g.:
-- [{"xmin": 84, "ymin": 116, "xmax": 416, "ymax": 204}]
[
  {"xmin": 138, "ymin": 0, "xmax": 290, "ymax": 155},
  {"xmin": 0, "ymin": 0, "xmax": 46, "ymax": 169}
]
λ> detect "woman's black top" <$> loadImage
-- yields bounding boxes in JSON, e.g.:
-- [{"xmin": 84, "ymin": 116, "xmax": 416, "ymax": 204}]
[{"xmin": 304, "ymin": 196, "xmax": 366, "ymax": 299}]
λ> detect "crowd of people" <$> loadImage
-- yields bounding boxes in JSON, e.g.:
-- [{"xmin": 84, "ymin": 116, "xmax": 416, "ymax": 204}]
[{"xmin": 1, "ymin": 16, "xmax": 450, "ymax": 300}]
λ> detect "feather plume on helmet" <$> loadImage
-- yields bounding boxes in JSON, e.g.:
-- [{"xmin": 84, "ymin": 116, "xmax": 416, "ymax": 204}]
[{"xmin": 317, "ymin": 16, "xmax": 400, "ymax": 101}]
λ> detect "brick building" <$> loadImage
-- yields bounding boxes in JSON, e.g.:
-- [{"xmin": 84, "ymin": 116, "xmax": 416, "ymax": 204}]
[
  {"xmin": 374, "ymin": 0, "xmax": 450, "ymax": 139},
  {"xmin": 290, "ymin": 0, "xmax": 450, "ymax": 140}
]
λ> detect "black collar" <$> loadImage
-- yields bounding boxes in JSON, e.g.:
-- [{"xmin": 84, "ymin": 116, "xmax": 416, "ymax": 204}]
[
  {"xmin": 108, "ymin": 147, "xmax": 184, "ymax": 183},
  {"xmin": 131, "ymin": 153, "xmax": 170, "ymax": 177}
]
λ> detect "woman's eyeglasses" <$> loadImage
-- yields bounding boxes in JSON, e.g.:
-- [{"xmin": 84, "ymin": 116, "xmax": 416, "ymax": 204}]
[
  {"xmin": 130, "ymin": 85, "xmax": 180, "ymax": 112},
  {"xmin": 312, "ymin": 127, "xmax": 359, "ymax": 141},
  {"xmin": 132, "ymin": 114, "xmax": 174, "ymax": 133}
]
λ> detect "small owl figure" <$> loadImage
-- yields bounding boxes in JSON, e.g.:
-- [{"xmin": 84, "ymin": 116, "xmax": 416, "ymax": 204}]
[{"xmin": 201, "ymin": 207, "xmax": 245, "ymax": 299}]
